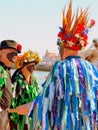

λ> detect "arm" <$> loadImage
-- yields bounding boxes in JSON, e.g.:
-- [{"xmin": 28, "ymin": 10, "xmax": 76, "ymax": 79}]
[
  {"xmin": 8, "ymin": 102, "xmax": 32, "ymax": 115},
  {"xmin": 0, "ymin": 75, "xmax": 13, "ymax": 110}
]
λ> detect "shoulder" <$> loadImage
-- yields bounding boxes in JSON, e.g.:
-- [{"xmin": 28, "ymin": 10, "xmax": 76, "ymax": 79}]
[
  {"xmin": 11, "ymin": 69, "xmax": 23, "ymax": 83},
  {"xmin": 0, "ymin": 65, "xmax": 8, "ymax": 78}
]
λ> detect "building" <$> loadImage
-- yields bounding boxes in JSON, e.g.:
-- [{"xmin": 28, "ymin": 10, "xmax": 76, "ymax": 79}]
[{"xmin": 42, "ymin": 49, "xmax": 60, "ymax": 66}]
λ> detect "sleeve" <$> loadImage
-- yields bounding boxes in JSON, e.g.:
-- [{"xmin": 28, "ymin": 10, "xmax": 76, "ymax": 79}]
[{"xmin": 0, "ymin": 76, "xmax": 13, "ymax": 110}]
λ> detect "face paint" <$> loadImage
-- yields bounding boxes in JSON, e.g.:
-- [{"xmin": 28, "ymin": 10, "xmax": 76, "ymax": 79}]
[
  {"xmin": 27, "ymin": 62, "xmax": 36, "ymax": 73},
  {"xmin": 7, "ymin": 52, "xmax": 17, "ymax": 63}
]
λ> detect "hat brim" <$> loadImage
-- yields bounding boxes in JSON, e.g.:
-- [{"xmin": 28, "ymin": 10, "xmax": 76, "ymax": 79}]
[{"xmin": 0, "ymin": 47, "xmax": 21, "ymax": 53}]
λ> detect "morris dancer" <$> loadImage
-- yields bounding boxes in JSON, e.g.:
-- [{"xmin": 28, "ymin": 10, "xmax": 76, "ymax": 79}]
[
  {"xmin": 0, "ymin": 39, "xmax": 22, "ymax": 130},
  {"xmin": 9, "ymin": 50, "xmax": 41, "ymax": 130}
]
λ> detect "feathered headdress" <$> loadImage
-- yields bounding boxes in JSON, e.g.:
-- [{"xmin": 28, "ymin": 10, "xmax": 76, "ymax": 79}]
[
  {"xmin": 15, "ymin": 50, "xmax": 42, "ymax": 69},
  {"xmin": 57, "ymin": 0, "xmax": 95, "ymax": 50}
]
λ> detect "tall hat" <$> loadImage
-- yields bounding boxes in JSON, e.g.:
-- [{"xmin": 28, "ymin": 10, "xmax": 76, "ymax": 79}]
[
  {"xmin": 0, "ymin": 40, "xmax": 22, "ymax": 53},
  {"xmin": 15, "ymin": 49, "xmax": 42, "ymax": 69},
  {"xmin": 57, "ymin": 0, "xmax": 95, "ymax": 50}
]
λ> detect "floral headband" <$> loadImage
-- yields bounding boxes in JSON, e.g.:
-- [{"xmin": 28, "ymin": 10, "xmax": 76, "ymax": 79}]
[
  {"xmin": 15, "ymin": 50, "xmax": 42, "ymax": 69},
  {"xmin": 57, "ymin": 0, "xmax": 95, "ymax": 50}
]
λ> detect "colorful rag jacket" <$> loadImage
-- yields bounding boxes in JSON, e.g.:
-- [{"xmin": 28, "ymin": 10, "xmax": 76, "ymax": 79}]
[
  {"xmin": 0, "ymin": 65, "xmax": 8, "ymax": 98},
  {"xmin": 10, "ymin": 71, "xmax": 39, "ymax": 129},
  {"xmin": 29, "ymin": 56, "xmax": 98, "ymax": 130}
]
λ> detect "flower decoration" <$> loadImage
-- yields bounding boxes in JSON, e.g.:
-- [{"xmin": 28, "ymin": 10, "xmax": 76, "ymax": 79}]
[
  {"xmin": 15, "ymin": 50, "xmax": 42, "ymax": 69},
  {"xmin": 17, "ymin": 44, "xmax": 22, "ymax": 52},
  {"xmin": 57, "ymin": 0, "xmax": 95, "ymax": 50},
  {"xmin": 90, "ymin": 19, "xmax": 95, "ymax": 27}
]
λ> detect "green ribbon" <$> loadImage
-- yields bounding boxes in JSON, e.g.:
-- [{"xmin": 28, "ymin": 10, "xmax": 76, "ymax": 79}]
[
  {"xmin": 0, "ymin": 65, "xmax": 8, "ymax": 98},
  {"xmin": 11, "ymin": 73, "xmax": 39, "ymax": 127}
]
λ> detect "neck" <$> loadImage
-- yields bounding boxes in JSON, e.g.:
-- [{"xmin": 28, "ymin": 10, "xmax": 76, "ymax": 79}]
[
  {"xmin": 21, "ymin": 68, "xmax": 31, "ymax": 83},
  {"xmin": 0, "ymin": 61, "xmax": 10, "ymax": 70},
  {"xmin": 61, "ymin": 48, "xmax": 78, "ymax": 60}
]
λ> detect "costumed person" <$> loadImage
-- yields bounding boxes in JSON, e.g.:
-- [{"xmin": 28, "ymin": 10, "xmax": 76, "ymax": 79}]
[
  {"xmin": 0, "ymin": 39, "xmax": 22, "ymax": 130},
  {"xmin": 9, "ymin": 50, "xmax": 41, "ymax": 130},
  {"xmin": 8, "ymin": 0, "xmax": 98, "ymax": 129}
]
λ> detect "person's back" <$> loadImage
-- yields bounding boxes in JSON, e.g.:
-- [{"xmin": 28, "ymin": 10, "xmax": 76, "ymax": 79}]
[{"xmin": 28, "ymin": 55, "xmax": 98, "ymax": 129}]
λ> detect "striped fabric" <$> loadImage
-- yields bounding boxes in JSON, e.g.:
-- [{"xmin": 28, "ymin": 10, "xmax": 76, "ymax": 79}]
[{"xmin": 29, "ymin": 56, "xmax": 98, "ymax": 130}]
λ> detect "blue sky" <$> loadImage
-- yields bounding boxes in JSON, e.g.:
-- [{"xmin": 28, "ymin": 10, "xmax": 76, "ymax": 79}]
[{"xmin": 0, "ymin": 0, "xmax": 98, "ymax": 57}]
